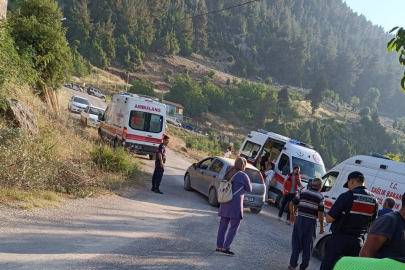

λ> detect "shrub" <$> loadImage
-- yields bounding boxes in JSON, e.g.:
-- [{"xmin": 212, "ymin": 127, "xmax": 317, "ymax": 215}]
[
  {"xmin": 227, "ymin": 55, "xmax": 234, "ymax": 63},
  {"xmin": 208, "ymin": 70, "xmax": 216, "ymax": 79},
  {"xmin": 183, "ymin": 67, "xmax": 190, "ymax": 74},
  {"xmin": 359, "ymin": 107, "xmax": 371, "ymax": 117},
  {"xmin": 265, "ymin": 77, "xmax": 273, "ymax": 85},
  {"xmin": 226, "ymin": 78, "xmax": 231, "ymax": 85},
  {"xmin": 90, "ymin": 146, "xmax": 136, "ymax": 175},
  {"xmin": 164, "ymin": 75, "xmax": 172, "ymax": 83},
  {"xmin": 166, "ymin": 69, "xmax": 173, "ymax": 76}
]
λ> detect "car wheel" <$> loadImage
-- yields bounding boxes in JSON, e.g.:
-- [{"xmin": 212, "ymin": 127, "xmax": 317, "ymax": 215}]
[
  {"xmin": 184, "ymin": 174, "xmax": 192, "ymax": 191},
  {"xmin": 250, "ymin": 207, "xmax": 262, "ymax": 214},
  {"xmin": 317, "ymin": 236, "xmax": 330, "ymax": 261},
  {"xmin": 208, "ymin": 187, "xmax": 219, "ymax": 207}
]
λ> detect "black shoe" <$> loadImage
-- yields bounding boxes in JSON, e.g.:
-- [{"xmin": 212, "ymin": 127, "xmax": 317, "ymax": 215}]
[
  {"xmin": 155, "ymin": 190, "xmax": 163, "ymax": 194},
  {"xmin": 221, "ymin": 249, "xmax": 235, "ymax": 256},
  {"xmin": 151, "ymin": 187, "xmax": 155, "ymax": 191}
]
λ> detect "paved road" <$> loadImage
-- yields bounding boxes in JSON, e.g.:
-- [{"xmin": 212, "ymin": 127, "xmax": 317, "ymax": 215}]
[{"xmin": 0, "ymin": 109, "xmax": 322, "ymax": 269}]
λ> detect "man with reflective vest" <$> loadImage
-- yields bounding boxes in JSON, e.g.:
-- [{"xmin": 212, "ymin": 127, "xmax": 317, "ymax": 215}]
[
  {"xmin": 320, "ymin": 171, "xmax": 379, "ymax": 270},
  {"xmin": 278, "ymin": 166, "xmax": 303, "ymax": 225}
]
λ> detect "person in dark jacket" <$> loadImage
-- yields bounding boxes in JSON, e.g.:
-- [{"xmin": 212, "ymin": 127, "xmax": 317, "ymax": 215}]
[
  {"xmin": 216, "ymin": 157, "xmax": 252, "ymax": 256},
  {"xmin": 320, "ymin": 171, "xmax": 378, "ymax": 270},
  {"xmin": 151, "ymin": 135, "xmax": 170, "ymax": 194}
]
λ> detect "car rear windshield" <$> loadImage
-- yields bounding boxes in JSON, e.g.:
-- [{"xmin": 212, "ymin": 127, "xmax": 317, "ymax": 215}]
[
  {"xmin": 245, "ymin": 168, "xmax": 263, "ymax": 184},
  {"xmin": 73, "ymin": 97, "xmax": 89, "ymax": 105},
  {"xmin": 89, "ymin": 107, "xmax": 104, "ymax": 115},
  {"xmin": 129, "ymin": 110, "xmax": 164, "ymax": 133}
]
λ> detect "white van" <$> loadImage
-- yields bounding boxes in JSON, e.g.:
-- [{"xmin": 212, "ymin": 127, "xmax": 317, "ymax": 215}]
[
  {"xmin": 98, "ymin": 93, "xmax": 166, "ymax": 160},
  {"xmin": 238, "ymin": 130, "xmax": 326, "ymax": 208},
  {"xmin": 314, "ymin": 155, "xmax": 405, "ymax": 260}
]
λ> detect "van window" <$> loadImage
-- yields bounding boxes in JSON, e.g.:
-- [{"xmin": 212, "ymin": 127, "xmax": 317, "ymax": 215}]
[
  {"xmin": 240, "ymin": 141, "xmax": 261, "ymax": 158},
  {"xmin": 278, "ymin": 154, "xmax": 290, "ymax": 175},
  {"xmin": 245, "ymin": 168, "xmax": 263, "ymax": 184},
  {"xmin": 129, "ymin": 111, "xmax": 164, "ymax": 133},
  {"xmin": 322, "ymin": 171, "xmax": 339, "ymax": 192},
  {"xmin": 292, "ymin": 157, "xmax": 326, "ymax": 181},
  {"xmin": 209, "ymin": 159, "xmax": 224, "ymax": 173}
]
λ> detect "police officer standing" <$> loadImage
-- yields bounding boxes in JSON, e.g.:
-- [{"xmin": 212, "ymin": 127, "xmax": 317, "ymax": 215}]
[
  {"xmin": 320, "ymin": 171, "xmax": 379, "ymax": 270},
  {"xmin": 151, "ymin": 135, "xmax": 170, "ymax": 194}
]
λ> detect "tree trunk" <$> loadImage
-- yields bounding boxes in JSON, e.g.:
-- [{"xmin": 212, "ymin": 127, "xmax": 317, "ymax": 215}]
[{"xmin": 41, "ymin": 86, "xmax": 60, "ymax": 115}]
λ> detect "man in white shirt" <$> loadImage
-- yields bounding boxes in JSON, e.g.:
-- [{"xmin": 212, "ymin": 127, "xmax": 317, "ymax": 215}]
[{"xmin": 224, "ymin": 147, "xmax": 232, "ymax": 158}]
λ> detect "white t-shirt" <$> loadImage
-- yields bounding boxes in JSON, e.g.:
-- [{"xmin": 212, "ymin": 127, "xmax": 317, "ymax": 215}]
[
  {"xmin": 224, "ymin": 151, "xmax": 232, "ymax": 158},
  {"xmin": 264, "ymin": 169, "xmax": 275, "ymax": 182}
]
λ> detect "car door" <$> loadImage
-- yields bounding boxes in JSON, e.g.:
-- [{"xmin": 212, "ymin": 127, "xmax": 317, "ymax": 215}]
[
  {"xmin": 205, "ymin": 159, "xmax": 225, "ymax": 195},
  {"xmin": 321, "ymin": 171, "xmax": 341, "ymax": 213},
  {"xmin": 191, "ymin": 158, "xmax": 214, "ymax": 193}
]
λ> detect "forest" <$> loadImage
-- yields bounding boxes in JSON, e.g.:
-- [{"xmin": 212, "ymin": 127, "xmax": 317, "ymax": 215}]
[{"xmin": 4, "ymin": 0, "xmax": 405, "ymax": 168}]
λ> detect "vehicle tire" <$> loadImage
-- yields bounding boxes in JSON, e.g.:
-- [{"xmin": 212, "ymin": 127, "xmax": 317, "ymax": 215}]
[
  {"xmin": 317, "ymin": 236, "xmax": 330, "ymax": 261},
  {"xmin": 149, "ymin": 154, "xmax": 156, "ymax": 160},
  {"xmin": 184, "ymin": 174, "xmax": 192, "ymax": 191},
  {"xmin": 208, "ymin": 187, "xmax": 219, "ymax": 207},
  {"xmin": 250, "ymin": 207, "xmax": 262, "ymax": 214}
]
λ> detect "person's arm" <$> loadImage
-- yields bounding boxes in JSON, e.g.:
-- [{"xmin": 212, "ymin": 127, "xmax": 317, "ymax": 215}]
[
  {"xmin": 158, "ymin": 152, "xmax": 163, "ymax": 168},
  {"xmin": 289, "ymin": 194, "xmax": 300, "ymax": 223},
  {"xmin": 325, "ymin": 193, "xmax": 348, "ymax": 223},
  {"xmin": 360, "ymin": 234, "xmax": 388, "ymax": 258},
  {"xmin": 282, "ymin": 175, "xmax": 288, "ymax": 194},
  {"xmin": 318, "ymin": 211, "xmax": 325, "ymax": 234},
  {"xmin": 242, "ymin": 173, "xmax": 253, "ymax": 193}
]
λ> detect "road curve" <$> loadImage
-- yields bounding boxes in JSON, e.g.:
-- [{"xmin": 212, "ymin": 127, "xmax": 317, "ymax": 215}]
[{"xmin": 0, "ymin": 141, "xmax": 322, "ymax": 270}]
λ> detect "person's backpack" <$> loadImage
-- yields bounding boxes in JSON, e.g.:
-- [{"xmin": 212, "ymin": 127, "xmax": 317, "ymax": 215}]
[{"xmin": 218, "ymin": 172, "xmax": 243, "ymax": 203}]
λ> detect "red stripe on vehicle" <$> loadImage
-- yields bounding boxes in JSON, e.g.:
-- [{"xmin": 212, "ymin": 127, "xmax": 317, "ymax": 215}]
[
  {"xmin": 126, "ymin": 134, "xmax": 162, "ymax": 144},
  {"xmin": 275, "ymin": 172, "xmax": 284, "ymax": 184},
  {"xmin": 324, "ymin": 200, "xmax": 333, "ymax": 210}
]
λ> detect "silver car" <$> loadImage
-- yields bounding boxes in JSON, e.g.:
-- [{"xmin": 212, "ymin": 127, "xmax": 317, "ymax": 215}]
[
  {"xmin": 68, "ymin": 96, "xmax": 90, "ymax": 113},
  {"xmin": 184, "ymin": 157, "xmax": 265, "ymax": 213}
]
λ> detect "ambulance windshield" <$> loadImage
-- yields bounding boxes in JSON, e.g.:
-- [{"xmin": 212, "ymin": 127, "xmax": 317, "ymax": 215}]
[{"xmin": 292, "ymin": 157, "xmax": 325, "ymax": 181}]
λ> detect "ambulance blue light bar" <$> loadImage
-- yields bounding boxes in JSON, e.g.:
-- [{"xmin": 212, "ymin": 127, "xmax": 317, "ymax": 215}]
[{"xmin": 289, "ymin": 139, "xmax": 314, "ymax": 149}]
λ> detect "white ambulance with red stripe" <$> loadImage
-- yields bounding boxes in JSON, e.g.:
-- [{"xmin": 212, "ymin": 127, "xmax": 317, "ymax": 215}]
[
  {"xmin": 314, "ymin": 154, "xmax": 405, "ymax": 260},
  {"xmin": 98, "ymin": 93, "xmax": 166, "ymax": 160},
  {"xmin": 238, "ymin": 130, "xmax": 326, "ymax": 208}
]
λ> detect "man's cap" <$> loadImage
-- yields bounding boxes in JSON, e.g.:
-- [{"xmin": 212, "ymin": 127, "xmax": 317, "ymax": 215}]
[{"xmin": 343, "ymin": 171, "xmax": 364, "ymax": 188}]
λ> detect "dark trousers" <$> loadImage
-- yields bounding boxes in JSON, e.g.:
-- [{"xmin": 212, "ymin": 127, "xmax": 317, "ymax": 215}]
[
  {"xmin": 152, "ymin": 164, "xmax": 164, "ymax": 190},
  {"xmin": 216, "ymin": 217, "xmax": 241, "ymax": 250},
  {"xmin": 289, "ymin": 216, "xmax": 317, "ymax": 270},
  {"xmin": 320, "ymin": 234, "xmax": 364, "ymax": 270},
  {"xmin": 279, "ymin": 193, "xmax": 296, "ymax": 221}
]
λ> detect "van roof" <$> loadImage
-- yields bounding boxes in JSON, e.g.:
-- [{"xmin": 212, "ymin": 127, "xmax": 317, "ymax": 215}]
[
  {"xmin": 344, "ymin": 155, "xmax": 405, "ymax": 175},
  {"xmin": 112, "ymin": 93, "xmax": 165, "ymax": 106},
  {"xmin": 251, "ymin": 130, "xmax": 314, "ymax": 149}
]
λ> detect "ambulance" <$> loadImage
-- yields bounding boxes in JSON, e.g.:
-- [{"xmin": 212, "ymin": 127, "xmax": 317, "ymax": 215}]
[
  {"xmin": 314, "ymin": 154, "xmax": 405, "ymax": 260},
  {"xmin": 98, "ymin": 93, "xmax": 167, "ymax": 160},
  {"xmin": 238, "ymin": 130, "xmax": 326, "ymax": 207}
]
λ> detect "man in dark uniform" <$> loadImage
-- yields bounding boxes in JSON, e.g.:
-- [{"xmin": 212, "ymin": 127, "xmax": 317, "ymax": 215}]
[
  {"xmin": 151, "ymin": 135, "xmax": 170, "ymax": 194},
  {"xmin": 320, "ymin": 171, "xmax": 379, "ymax": 270}
]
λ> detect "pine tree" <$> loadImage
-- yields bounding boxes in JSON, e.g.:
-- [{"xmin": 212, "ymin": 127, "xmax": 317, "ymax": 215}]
[
  {"xmin": 307, "ymin": 74, "xmax": 328, "ymax": 115},
  {"xmin": 192, "ymin": 1, "xmax": 208, "ymax": 53}
]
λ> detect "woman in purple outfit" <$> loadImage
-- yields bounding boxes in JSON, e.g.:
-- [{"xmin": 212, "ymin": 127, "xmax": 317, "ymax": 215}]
[{"xmin": 216, "ymin": 157, "xmax": 252, "ymax": 256}]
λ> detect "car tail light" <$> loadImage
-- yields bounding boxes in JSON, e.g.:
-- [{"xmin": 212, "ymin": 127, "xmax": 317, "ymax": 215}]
[
  {"xmin": 161, "ymin": 134, "xmax": 165, "ymax": 142},
  {"xmin": 259, "ymin": 172, "xmax": 264, "ymax": 184},
  {"xmin": 122, "ymin": 127, "xmax": 127, "ymax": 142}
]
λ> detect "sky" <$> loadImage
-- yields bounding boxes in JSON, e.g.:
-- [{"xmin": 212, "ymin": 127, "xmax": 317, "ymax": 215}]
[{"xmin": 344, "ymin": 0, "xmax": 403, "ymax": 32}]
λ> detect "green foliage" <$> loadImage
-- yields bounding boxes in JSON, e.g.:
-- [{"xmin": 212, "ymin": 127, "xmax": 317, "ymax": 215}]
[
  {"xmin": 362, "ymin": 88, "xmax": 380, "ymax": 113},
  {"xmin": 324, "ymin": 89, "xmax": 339, "ymax": 102},
  {"xmin": 289, "ymin": 91, "xmax": 303, "ymax": 101},
  {"xmin": 201, "ymin": 82, "xmax": 225, "ymax": 113},
  {"xmin": 208, "ymin": 70, "xmax": 216, "ymax": 79},
  {"xmin": 129, "ymin": 79, "xmax": 155, "ymax": 97},
  {"xmin": 91, "ymin": 146, "xmax": 137, "ymax": 175},
  {"xmin": 265, "ymin": 77, "xmax": 273, "ymax": 85},
  {"xmin": 227, "ymin": 55, "xmax": 234, "ymax": 63},
  {"xmin": 226, "ymin": 78, "xmax": 231, "ymax": 86},
  {"xmin": 350, "ymin": 96, "xmax": 360, "ymax": 111},
  {"xmin": 307, "ymin": 74, "xmax": 328, "ymax": 114},
  {"xmin": 166, "ymin": 75, "xmax": 209, "ymax": 117},
  {"xmin": 158, "ymin": 31, "xmax": 180, "ymax": 56},
  {"xmin": 9, "ymin": 0, "xmax": 72, "ymax": 90},
  {"xmin": 387, "ymin": 27, "xmax": 405, "ymax": 91},
  {"xmin": 71, "ymin": 45, "xmax": 92, "ymax": 77},
  {"xmin": 277, "ymin": 87, "xmax": 291, "ymax": 114},
  {"xmin": 183, "ymin": 67, "xmax": 190, "ymax": 75},
  {"xmin": 164, "ymin": 75, "xmax": 172, "ymax": 83},
  {"xmin": 359, "ymin": 107, "xmax": 371, "ymax": 117}
]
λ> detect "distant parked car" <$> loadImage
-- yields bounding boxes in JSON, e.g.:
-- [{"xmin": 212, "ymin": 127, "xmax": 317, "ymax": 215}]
[
  {"xmin": 183, "ymin": 124, "xmax": 200, "ymax": 133},
  {"xmin": 80, "ymin": 105, "xmax": 105, "ymax": 128},
  {"xmin": 68, "ymin": 96, "xmax": 90, "ymax": 113},
  {"xmin": 167, "ymin": 116, "xmax": 182, "ymax": 127},
  {"xmin": 184, "ymin": 157, "xmax": 265, "ymax": 213},
  {"xmin": 87, "ymin": 87, "xmax": 106, "ymax": 100}
]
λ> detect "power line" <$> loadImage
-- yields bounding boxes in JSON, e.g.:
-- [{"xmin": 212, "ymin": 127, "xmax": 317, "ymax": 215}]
[{"xmin": 179, "ymin": 0, "xmax": 260, "ymax": 21}]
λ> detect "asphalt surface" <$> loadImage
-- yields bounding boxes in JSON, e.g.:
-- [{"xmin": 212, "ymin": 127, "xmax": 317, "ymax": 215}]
[{"xmin": 0, "ymin": 92, "xmax": 323, "ymax": 269}]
